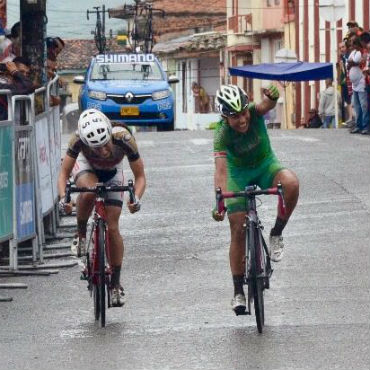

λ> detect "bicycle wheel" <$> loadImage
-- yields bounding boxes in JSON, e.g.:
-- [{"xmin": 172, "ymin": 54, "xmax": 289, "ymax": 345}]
[
  {"xmin": 248, "ymin": 222, "xmax": 265, "ymax": 333},
  {"xmin": 97, "ymin": 219, "xmax": 106, "ymax": 327}
]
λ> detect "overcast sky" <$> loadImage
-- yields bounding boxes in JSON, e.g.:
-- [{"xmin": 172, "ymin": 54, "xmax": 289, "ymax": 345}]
[{"xmin": 7, "ymin": 0, "xmax": 130, "ymax": 39}]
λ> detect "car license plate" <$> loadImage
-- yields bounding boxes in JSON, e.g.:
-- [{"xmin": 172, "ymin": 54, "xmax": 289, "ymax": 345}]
[{"xmin": 120, "ymin": 106, "xmax": 139, "ymax": 116}]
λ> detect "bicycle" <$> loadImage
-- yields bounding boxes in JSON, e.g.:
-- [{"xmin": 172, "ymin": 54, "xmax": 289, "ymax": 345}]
[
  {"xmin": 65, "ymin": 180, "xmax": 136, "ymax": 328},
  {"xmin": 216, "ymin": 182, "xmax": 285, "ymax": 333},
  {"xmin": 87, "ymin": 6, "xmax": 107, "ymax": 54}
]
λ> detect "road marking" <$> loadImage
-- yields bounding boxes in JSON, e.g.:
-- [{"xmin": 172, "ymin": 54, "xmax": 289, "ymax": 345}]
[
  {"xmin": 190, "ymin": 138, "xmax": 212, "ymax": 145},
  {"xmin": 137, "ymin": 140, "xmax": 155, "ymax": 147},
  {"xmin": 144, "ymin": 163, "xmax": 212, "ymax": 173},
  {"xmin": 275, "ymin": 135, "xmax": 320, "ymax": 142}
]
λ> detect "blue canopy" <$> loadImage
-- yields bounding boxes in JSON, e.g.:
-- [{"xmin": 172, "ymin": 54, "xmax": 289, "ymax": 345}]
[{"xmin": 229, "ymin": 62, "xmax": 333, "ymax": 81}]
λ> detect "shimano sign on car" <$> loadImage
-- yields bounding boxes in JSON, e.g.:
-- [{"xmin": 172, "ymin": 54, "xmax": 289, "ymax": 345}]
[{"xmin": 75, "ymin": 53, "xmax": 178, "ymax": 131}]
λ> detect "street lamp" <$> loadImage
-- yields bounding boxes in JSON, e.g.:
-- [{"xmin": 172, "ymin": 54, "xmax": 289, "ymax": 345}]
[{"xmin": 319, "ymin": 0, "xmax": 346, "ymax": 128}]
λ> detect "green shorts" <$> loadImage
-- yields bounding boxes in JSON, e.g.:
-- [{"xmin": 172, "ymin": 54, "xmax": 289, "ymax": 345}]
[{"xmin": 226, "ymin": 157, "xmax": 284, "ymax": 214}]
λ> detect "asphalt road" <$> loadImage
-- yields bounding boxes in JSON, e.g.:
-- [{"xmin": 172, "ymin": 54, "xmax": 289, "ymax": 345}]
[{"xmin": 1, "ymin": 128, "xmax": 369, "ymax": 370}]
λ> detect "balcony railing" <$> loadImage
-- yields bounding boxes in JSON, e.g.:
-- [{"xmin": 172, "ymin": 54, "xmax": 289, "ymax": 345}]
[{"xmin": 228, "ymin": 13, "xmax": 252, "ymax": 33}]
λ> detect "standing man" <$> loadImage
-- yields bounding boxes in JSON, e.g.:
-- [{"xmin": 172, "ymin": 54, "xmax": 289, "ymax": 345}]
[
  {"xmin": 212, "ymin": 85, "xmax": 299, "ymax": 314},
  {"xmin": 58, "ymin": 109, "xmax": 146, "ymax": 306}
]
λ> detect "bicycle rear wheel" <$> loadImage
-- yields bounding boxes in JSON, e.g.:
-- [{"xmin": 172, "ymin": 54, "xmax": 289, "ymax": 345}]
[
  {"xmin": 248, "ymin": 223, "xmax": 265, "ymax": 333},
  {"xmin": 97, "ymin": 219, "xmax": 106, "ymax": 327}
]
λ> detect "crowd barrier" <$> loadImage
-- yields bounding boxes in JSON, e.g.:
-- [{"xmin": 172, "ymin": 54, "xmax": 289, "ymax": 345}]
[{"xmin": 0, "ymin": 75, "xmax": 61, "ymax": 271}]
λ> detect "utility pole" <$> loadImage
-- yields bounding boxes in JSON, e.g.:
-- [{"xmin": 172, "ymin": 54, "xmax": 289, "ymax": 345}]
[{"xmin": 20, "ymin": 0, "xmax": 47, "ymax": 86}]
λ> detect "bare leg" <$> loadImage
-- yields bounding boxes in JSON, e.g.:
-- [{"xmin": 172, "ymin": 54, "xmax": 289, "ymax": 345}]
[
  {"xmin": 105, "ymin": 205, "xmax": 124, "ymax": 268},
  {"xmin": 273, "ymin": 169, "xmax": 299, "ymax": 222},
  {"xmin": 228, "ymin": 212, "xmax": 246, "ymax": 275},
  {"xmin": 75, "ymin": 172, "xmax": 98, "ymax": 234}
]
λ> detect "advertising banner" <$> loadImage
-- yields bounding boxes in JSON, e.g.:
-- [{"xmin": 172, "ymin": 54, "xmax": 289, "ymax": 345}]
[
  {"xmin": 0, "ymin": 124, "xmax": 13, "ymax": 240},
  {"xmin": 15, "ymin": 128, "xmax": 35, "ymax": 240},
  {"xmin": 35, "ymin": 115, "xmax": 53, "ymax": 214}
]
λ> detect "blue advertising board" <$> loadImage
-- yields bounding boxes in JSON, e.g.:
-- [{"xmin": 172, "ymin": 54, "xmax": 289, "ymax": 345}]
[{"xmin": 15, "ymin": 129, "xmax": 35, "ymax": 240}]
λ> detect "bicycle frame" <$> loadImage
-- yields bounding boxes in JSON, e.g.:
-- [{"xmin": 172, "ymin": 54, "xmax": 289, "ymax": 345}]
[{"xmin": 90, "ymin": 196, "xmax": 111, "ymax": 287}]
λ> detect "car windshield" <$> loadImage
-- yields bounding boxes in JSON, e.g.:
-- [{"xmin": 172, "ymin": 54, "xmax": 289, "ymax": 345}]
[{"xmin": 91, "ymin": 62, "xmax": 163, "ymax": 81}]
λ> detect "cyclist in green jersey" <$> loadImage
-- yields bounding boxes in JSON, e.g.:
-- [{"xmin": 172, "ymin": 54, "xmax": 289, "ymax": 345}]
[{"xmin": 212, "ymin": 84, "xmax": 299, "ymax": 314}]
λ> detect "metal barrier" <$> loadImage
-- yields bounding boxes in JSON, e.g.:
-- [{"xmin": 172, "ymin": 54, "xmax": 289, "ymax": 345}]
[
  {"xmin": 10, "ymin": 94, "xmax": 38, "ymax": 270},
  {"xmin": 0, "ymin": 77, "xmax": 62, "ymax": 272}
]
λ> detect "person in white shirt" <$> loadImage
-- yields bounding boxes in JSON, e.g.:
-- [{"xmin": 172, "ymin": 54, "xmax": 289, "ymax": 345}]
[{"xmin": 348, "ymin": 38, "xmax": 370, "ymax": 134}]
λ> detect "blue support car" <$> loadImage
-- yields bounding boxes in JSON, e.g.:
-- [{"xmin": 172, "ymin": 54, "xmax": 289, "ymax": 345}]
[{"xmin": 74, "ymin": 53, "xmax": 178, "ymax": 131}]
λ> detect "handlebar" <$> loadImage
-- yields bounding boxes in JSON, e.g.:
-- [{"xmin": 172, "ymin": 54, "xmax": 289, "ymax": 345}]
[
  {"xmin": 216, "ymin": 182, "xmax": 286, "ymax": 215},
  {"xmin": 65, "ymin": 179, "xmax": 136, "ymax": 204}
]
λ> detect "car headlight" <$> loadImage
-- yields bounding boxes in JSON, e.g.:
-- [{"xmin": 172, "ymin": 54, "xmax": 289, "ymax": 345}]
[
  {"xmin": 152, "ymin": 89, "xmax": 170, "ymax": 101},
  {"xmin": 88, "ymin": 90, "xmax": 107, "ymax": 100}
]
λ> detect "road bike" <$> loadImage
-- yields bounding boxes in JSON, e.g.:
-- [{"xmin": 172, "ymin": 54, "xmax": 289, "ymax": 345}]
[
  {"xmin": 65, "ymin": 180, "xmax": 136, "ymax": 328},
  {"xmin": 87, "ymin": 6, "xmax": 108, "ymax": 54},
  {"xmin": 216, "ymin": 183, "xmax": 285, "ymax": 333}
]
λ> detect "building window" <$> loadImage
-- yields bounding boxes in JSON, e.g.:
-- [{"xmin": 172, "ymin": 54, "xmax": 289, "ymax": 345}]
[
  {"xmin": 274, "ymin": 0, "xmax": 280, "ymax": 5},
  {"xmin": 267, "ymin": 0, "xmax": 272, "ymax": 6}
]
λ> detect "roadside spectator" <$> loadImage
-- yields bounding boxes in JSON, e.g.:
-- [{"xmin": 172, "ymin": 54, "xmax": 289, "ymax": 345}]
[
  {"xmin": 319, "ymin": 79, "xmax": 339, "ymax": 128},
  {"xmin": 46, "ymin": 36, "xmax": 65, "ymax": 106},
  {"xmin": 360, "ymin": 32, "xmax": 370, "ymax": 93},
  {"xmin": 47, "ymin": 36, "xmax": 65, "ymax": 63},
  {"xmin": 348, "ymin": 37, "xmax": 370, "ymax": 134},
  {"xmin": 346, "ymin": 20, "xmax": 363, "ymax": 37},
  {"xmin": 306, "ymin": 108, "xmax": 323, "ymax": 128},
  {"xmin": 192, "ymin": 82, "xmax": 210, "ymax": 113},
  {"xmin": 0, "ymin": 57, "xmax": 35, "ymax": 120},
  {"xmin": 360, "ymin": 32, "xmax": 370, "ymax": 53},
  {"xmin": 338, "ymin": 41, "xmax": 354, "ymax": 125},
  {"xmin": 7, "ymin": 22, "xmax": 20, "ymax": 58}
]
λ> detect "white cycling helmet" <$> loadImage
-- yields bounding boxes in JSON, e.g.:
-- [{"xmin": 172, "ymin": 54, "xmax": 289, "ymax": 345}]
[
  {"xmin": 78, "ymin": 109, "xmax": 112, "ymax": 147},
  {"xmin": 216, "ymin": 84, "xmax": 249, "ymax": 116}
]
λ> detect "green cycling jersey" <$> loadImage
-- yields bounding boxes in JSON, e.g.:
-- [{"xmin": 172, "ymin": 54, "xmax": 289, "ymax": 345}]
[{"xmin": 213, "ymin": 103, "xmax": 284, "ymax": 214}]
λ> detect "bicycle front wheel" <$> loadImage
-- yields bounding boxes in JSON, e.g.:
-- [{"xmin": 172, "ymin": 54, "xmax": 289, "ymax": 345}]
[
  {"xmin": 248, "ymin": 223, "xmax": 265, "ymax": 333},
  {"xmin": 97, "ymin": 219, "xmax": 106, "ymax": 327}
]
